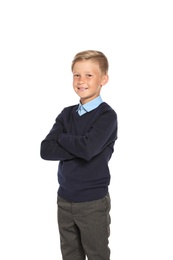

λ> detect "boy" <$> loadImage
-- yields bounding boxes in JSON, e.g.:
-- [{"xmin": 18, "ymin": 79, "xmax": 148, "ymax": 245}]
[{"xmin": 40, "ymin": 50, "xmax": 118, "ymax": 260}]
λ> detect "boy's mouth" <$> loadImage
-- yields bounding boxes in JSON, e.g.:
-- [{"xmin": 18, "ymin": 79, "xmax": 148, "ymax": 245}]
[{"xmin": 77, "ymin": 87, "xmax": 88, "ymax": 91}]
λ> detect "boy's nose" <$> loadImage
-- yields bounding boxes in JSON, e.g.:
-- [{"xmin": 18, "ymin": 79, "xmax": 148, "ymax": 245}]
[{"xmin": 78, "ymin": 76, "xmax": 85, "ymax": 83}]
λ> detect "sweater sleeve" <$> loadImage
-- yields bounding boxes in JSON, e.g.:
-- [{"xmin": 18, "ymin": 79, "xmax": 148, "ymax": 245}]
[
  {"xmin": 57, "ymin": 110, "xmax": 117, "ymax": 161},
  {"xmin": 40, "ymin": 113, "xmax": 76, "ymax": 161}
]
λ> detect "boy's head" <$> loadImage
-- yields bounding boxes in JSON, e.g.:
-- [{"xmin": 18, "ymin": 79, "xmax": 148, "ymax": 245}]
[
  {"xmin": 71, "ymin": 50, "xmax": 109, "ymax": 104},
  {"xmin": 71, "ymin": 50, "xmax": 109, "ymax": 75}
]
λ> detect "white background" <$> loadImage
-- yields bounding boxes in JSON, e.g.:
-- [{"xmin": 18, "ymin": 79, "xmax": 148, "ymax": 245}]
[{"xmin": 0, "ymin": 0, "xmax": 173, "ymax": 259}]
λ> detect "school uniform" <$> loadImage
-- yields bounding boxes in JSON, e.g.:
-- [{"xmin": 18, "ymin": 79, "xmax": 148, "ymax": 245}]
[{"xmin": 41, "ymin": 96, "xmax": 118, "ymax": 259}]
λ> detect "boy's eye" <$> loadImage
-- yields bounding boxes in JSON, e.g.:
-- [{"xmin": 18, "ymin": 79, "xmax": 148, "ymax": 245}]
[{"xmin": 74, "ymin": 74, "xmax": 79, "ymax": 78}]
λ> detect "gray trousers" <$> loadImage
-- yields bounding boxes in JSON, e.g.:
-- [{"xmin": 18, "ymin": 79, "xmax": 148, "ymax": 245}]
[{"xmin": 57, "ymin": 193, "xmax": 111, "ymax": 260}]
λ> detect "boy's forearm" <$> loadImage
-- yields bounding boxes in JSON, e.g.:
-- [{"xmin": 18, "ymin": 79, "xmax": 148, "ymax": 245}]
[{"xmin": 40, "ymin": 137, "xmax": 75, "ymax": 161}]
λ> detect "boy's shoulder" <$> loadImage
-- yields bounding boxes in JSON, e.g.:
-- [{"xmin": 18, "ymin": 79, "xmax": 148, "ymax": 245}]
[
  {"xmin": 100, "ymin": 102, "xmax": 114, "ymax": 110},
  {"xmin": 99, "ymin": 102, "xmax": 117, "ymax": 116},
  {"xmin": 62, "ymin": 104, "xmax": 78, "ymax": 113}
]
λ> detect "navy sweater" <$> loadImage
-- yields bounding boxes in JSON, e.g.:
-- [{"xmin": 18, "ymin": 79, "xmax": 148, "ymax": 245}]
[{"xmin": 41, "ymin": 102, "xmax": 118, "ymax": 202}]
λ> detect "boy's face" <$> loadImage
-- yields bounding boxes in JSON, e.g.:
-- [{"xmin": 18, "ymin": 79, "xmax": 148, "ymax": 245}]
[{"xmin": 72, "ymin": 60, "xmax": 108, "ymax": 104}]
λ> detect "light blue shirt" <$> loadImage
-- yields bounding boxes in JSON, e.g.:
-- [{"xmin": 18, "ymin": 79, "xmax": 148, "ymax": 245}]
[{"xmin": 77, "ymin": 96, "xmax": 103, "ymax": 116}]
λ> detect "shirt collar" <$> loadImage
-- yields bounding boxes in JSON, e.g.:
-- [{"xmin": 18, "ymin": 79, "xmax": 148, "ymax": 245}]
[
  {"xmin": 76, "ymin": 95, "xmax": 103, "ymax": 116},
  {"xmin": 79, "ymin": 95, "xmax": 103, "ymax": 112}
]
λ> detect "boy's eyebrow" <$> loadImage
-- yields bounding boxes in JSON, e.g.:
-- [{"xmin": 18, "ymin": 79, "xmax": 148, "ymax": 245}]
[{"xmin": 73, "ymin": 71, "xmax": 93, "ymax": 74}]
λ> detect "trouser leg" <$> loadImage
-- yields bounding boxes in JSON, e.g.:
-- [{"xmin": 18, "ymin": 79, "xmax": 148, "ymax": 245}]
[
  {"xmin": 73, "ymin": 193, "xmax": 111, "ymax": 260},
  {"xmin": 57, "ymin": 197, "xmax": 86, "ymax": 260}
]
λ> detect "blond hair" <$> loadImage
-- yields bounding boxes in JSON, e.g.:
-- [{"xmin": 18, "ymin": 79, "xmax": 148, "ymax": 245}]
[{"xmin": 71, "ymin": 50, "xmax": 109, "ymax": 75}]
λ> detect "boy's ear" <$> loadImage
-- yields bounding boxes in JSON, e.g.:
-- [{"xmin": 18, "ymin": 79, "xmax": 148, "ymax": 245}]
[{"xmin": 101, "ymin": 74, "xmax": 109, "ymax": 86}]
